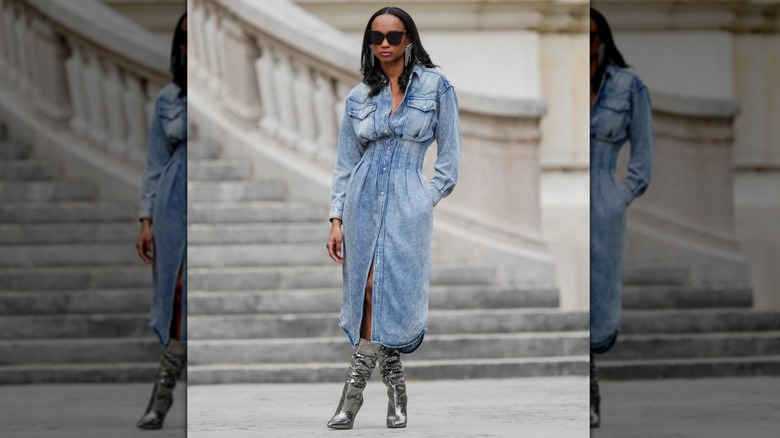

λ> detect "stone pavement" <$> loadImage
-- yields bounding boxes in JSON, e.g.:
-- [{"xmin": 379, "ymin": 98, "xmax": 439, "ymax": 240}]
[
  {"xmin": 0, "ymin": 383, "xmax": 185, "ymax": 438},
  {"xmin": 594, "ymin": 377, "xmax": 780, "ymax": 438},
  {"xmin": 187, "ymin": 377, "xmax": 589, "ymax": 437}
]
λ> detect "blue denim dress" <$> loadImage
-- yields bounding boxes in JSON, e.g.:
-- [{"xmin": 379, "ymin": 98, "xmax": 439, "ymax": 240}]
[
  {"xmin": 330, "ymin": 64, "xmax": 461, "ymax": 353},
  {"xmin": 139, "ymin": 82, "xmax": 187, "ymax": 347},
  {"xmin": 590, "ymin": 65, "xmax": 653, "ymax": 352}
]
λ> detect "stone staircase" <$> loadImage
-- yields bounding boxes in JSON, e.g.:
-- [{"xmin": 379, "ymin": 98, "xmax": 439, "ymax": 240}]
[
  {"xmin": 599, "ymin": 269, "xmax": 780, "ymax": 379},
  {"xmin": 186, "ymin": 139, "xmax": 589, "ymax": 384},
  {"xmin": 0, "ymin": 131, "xmax": 160, "ymax": 383}
]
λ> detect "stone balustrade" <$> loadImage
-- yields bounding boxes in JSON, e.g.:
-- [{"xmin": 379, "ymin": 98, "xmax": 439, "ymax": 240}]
[
  {"xmin": 189, "ymin": 0, "xmax": 557, "ymax": 287},
  {"xmin": 624, "ymin": 92, "xmax": 750, "ymax": 287},
  {"xmin": 0, "ymin": 0, "xmax": 169, "ymax": 169}
]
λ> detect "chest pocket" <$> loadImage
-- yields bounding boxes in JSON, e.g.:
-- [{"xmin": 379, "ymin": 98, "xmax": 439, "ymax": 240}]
[
  {"xmin": 158, "ymin": 99, "xmax": 186, "ymax": 145},
  {"xmin": 348, "ymin": 101, "xmax": 377, "ymax": 142},
  {"xmin": 403, "ymin": 98, "xmax": 437, "ymax": 143},
  {"xmin": 595, "ymin": 98, "xmax": 630, "ymax": 141}
]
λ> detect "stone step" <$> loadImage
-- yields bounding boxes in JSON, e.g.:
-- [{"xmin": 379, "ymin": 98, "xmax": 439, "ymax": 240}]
[
  {"xmin": 0, "ymin": 160, "xmax": 61, "ymax": 181},
  {"xmin": 597, "ymin": 356, "xmax": 780, "ymax": 380},
  {"xmin": 0, "ymin": 244, "xmax": 140, "ymax": 268},
  {"xmin": 188, "ymin": 243, "xmax": 331, "ymax": 268},
  {"xmin": 0, "ymin": 223, "xmax": 137, "ymax": 245},
  {"xmin": 188, "ymin": 223, "xmax": 323, "ymax": 245},
  {"xmin": 0, "ymin": 180, "xmax": 95, "ymax": 202},
  {"xmin": 188, "ymin": 180, "xmax": 286, "ymax": 203},
  {"xmin": 188, "ymin": 265, "xmax": 495, "ymax": 291},
  {"xmin": 0, "ymin": 362, "xmax": 159, "ymax": 384},
  {"xmin": 188, "ymin": 201, "xmax": 325, "ymax": 224},
  {"xmin": 622, "ymin": 285, "xmax": 753, "ymax": 309},
  {"xmin": 0, "ymin": 313, "xmax": 150, "ymax": 339},
  {"xmin": 0, "ymin": 140, "xmax": 31, "ymax": 159},
  {"xmin": 188, "ymin": 141, "xmax": 222, "ymax": 160},
  {"xmin": 189, "ymin": 332, "xmax": 589, "ymax": 365},
  {"xmin": 0, "ymin": 266, "xmax": 151, "ymax": 291},
  {"xmin": 621, "ymin": 309, "xmax": 780, "ymax": 334},
  {"xmin": 0, "ymin": 289, "xmax": 150, "ymax": 315},
  {"xmin": 188, "ymin": 309, "xmax": 588, "ymax": 340},
  {"xmin": 188, "ymin": 285, "xmax": 559, "ymax": 315},
  {"xmin": 0, "ymin": 337, "xmax": 160, "ymax": 364},
  {"xmin": 187, "ymin": 355, "xmax": 588, "ymax": 384},
  {"xmin": 624, "ymin": 266, "xmax": 689, "ymax": 286},
  {"xmin": 188, "ymin": 160, "xmax": 252, "ymax": 181},
  {"xmin": 0, "ymin": 202, "xmax": 137, "ymax": 223},
  {"xmin": 604, "ymin": 331, "xmax": 780, "ymax": 360}
]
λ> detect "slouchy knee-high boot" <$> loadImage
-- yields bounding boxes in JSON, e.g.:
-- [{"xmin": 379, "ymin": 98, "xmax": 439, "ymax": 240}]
[
  {"xmin": 327, "ymin": 339, "xmax": 380, "ymax": 429},
  {"xmin": 137, "ymin": 339, "xmax": 187, "ymax": 429},
  {"xmin": 590, "ymin": 352, "xmax": 601, "ymax": 428},
  {"xmin": 379, "ymin": 345, "xmax": 407, "ymax": 428}
]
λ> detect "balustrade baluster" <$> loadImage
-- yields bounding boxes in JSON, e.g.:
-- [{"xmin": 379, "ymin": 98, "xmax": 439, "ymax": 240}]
[
  {"xmin": 122, "ymin": 73, "xmax": 147, "ymax": 160},
  {"xmin": 82, "ymin": 51, "xmax": 108, "ymax": 145},
  {"xmin": 256, "ymin": 40, "xmax": 279, "ymax": 135},
  {"xmin": 103, "ymin": 63, "xmax": 127, "ymax": 156},
  {"xmin": 312, "ymin": 72, "xmax": 337, "ymax": 163},
  {"xmin": 291, "ymin": 59, "xmax": 316, "ymax": 155}
]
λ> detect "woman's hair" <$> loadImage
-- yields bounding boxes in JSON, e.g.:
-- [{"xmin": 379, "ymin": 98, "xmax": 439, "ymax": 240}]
[
  {"xmin": 171, "ymin": 12, "xmax": 186, "ymax": 97},
  {"xmin": 360, "ymin": 7, "xmax": 436, "ymax": 97},
  {"xmin": 590, "ymin": 8, "xmax": 628, "ymax": 92}
]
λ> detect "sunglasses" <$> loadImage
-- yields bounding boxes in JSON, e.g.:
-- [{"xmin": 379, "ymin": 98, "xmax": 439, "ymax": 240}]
[
  {"xmin": 590, "ymin": 31, "xmax": 598, "ymax": 44},
  {"xmin": 369, "ymin": 30, "xmax": 406, "ymax": 46}
]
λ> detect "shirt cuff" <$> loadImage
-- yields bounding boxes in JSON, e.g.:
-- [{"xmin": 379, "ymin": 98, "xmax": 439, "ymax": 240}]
[{"xmin": 329, "ymin": 205, "xmax": 343, "ymax": 222}]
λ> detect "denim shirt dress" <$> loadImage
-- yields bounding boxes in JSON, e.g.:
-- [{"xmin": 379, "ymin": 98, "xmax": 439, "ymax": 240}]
[
  {"xmin": 138, "ymin": 82, "xmax": 187, "ymax": 347},
  {"xmin": 590, "ymin": 65, "xmax": 653, "ymax": 352},
  {"xmin": 330, "ymin": 64, "xmax": 461, "ymax": 353}
]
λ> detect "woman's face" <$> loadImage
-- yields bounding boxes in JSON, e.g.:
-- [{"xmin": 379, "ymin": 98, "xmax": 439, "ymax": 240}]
[
  {"xmin": 370, "ymin": 14, "xmax": 410, "ymax": 65},
  {"xmin": 590, "ymin": 18, "xmax": 601, "ymax": 57}
]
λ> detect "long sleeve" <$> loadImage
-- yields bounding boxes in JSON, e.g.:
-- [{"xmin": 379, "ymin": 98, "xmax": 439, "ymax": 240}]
[
  {"xmin": 138, "ymin": 105, "xmax": 173, "ymax": 220},
  {"xmin": 329, "ymin": 101, "xmax": 365, "ymax": 221},
  {"xmin": 621, "ymin": 80, "xmax": 653, "ymax": 206},
  {"xmin": 428, "ymin": 84, "xmax": 461, "ymax": 206}
]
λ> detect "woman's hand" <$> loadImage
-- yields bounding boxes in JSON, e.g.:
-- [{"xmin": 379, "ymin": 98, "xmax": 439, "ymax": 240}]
[
  {"xmin": 326, "ymin": 219, "xmax": 344, "ymax": 264},
  {"xmin": 136, "ymin": 219, "xmax": 154, "ymax": 264}
]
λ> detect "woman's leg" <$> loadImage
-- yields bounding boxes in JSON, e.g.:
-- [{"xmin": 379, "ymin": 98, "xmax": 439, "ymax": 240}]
[
  {"xmin": 138, "ymin": 262, "xmax": 186, "ymax": 430},
  {"xmin": 169, "ymin": 264, "xmax": 184, "ymax": 341},
  {"xmin": 328, "ymin": 260, "xmax": 380, "ymax": 429},
  {"xmin": 359, "ymin": 260, "xmax": 374, "ymax": 341}
]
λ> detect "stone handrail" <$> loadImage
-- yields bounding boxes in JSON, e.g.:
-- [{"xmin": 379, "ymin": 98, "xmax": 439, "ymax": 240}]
[
  {"xmin": 189, "ymin": 0, "xmax": 556, "ymax": 287},
  {"xmin": 624, "ymin": 90, "xmax": 750, "ymax": 286},
  {"xmin": 0, "ymin": 0, "xmax": 170, "ymax": 167}
]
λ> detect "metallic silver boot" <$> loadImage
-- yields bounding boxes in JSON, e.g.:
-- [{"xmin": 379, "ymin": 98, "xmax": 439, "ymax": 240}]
[
  {"xmin": 590, "ymin": 352, "xmax": 601, "ymax": 428},
  {"xmin": 327, "ymin": 339, "xmax": 380, "ymax": 429},
  {"xmin": 137, "ymin": 339, "xmax": 187, "ymax": 430},
  {"xmin": 379, "ymin": 345, "xmax": 407, "ymax": 428}
]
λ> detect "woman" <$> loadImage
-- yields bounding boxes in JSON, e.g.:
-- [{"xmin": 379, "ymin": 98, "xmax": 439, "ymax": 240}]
[
  {"xmin": 589, "ymin": 7, "xmax": 654, "ymax": 428},
  {"xmin": 134, "ymin": 12, "xmax": 187, "ymax": 430},
  {"xmin": 325, "ymin": 6, "xmax": 461, "ymax": 430}
]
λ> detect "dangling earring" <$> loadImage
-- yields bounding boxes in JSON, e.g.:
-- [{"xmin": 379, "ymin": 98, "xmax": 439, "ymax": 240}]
[
  {"xmin": 404, "ymin": 44, "xmax": 413, "ymax": 67},
  {"xmin": 369, "ymin": 46, "xmax": 375, "ymax": 68}
]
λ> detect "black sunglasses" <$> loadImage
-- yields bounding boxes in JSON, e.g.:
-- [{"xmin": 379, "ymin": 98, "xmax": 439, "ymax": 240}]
[
  {"xmin": 369, "ymin": 30, "xmax": 406, "ymax": 46},
  {"xmin": 590, "ymin": 31, "xmax": 598, "ymax": 45}
]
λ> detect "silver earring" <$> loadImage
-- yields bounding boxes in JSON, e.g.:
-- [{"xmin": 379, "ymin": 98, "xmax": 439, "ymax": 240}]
[
  {"xmin": 404, "ymin": 44, "xmax": 412, "ymax": 66},
  {"xmin": 369, "ymin": 46, "xmax": 375, "ymax": 68}
]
